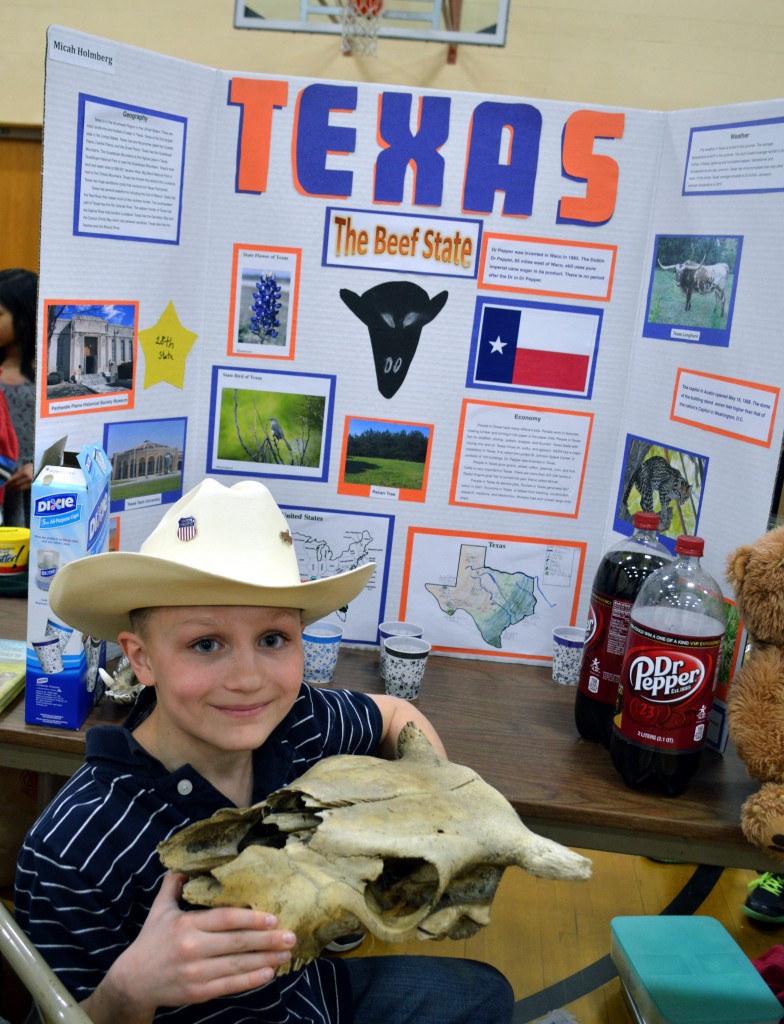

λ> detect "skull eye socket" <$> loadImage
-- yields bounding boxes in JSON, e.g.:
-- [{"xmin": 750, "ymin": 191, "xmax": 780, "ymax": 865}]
[
  {"xmin": 237, "ymin": 820, "xmax": 286, "ymax": 851},
  {"xmin": 366, "ymin": 858, "xmax": 440, "ymax": 915},
  {"xmin": 238, "ymin": 810, "xmax": 325, "ymax": 852}
]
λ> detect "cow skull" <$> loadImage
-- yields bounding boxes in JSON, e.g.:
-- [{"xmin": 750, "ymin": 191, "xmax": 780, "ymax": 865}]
[{"xmin": 158, "ymin": 724, "xmax": 591, "ymax": 972}]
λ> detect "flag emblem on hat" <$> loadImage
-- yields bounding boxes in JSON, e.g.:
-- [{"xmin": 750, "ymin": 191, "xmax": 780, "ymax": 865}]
[{"xmin": 177, "ymin": 516, "xmax": 196, "ymax": 542}]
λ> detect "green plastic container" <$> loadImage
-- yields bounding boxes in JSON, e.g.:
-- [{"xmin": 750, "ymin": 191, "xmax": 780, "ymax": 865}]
[{"xmin": 610, "ymin": 916, "xmax": 782, "ymax": 1024}]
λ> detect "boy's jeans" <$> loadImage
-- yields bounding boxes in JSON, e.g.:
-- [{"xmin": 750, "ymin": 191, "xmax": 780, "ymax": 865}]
[{"xmin": 345, "ymin": 955, "xmax": 514, "ymax": 1024}]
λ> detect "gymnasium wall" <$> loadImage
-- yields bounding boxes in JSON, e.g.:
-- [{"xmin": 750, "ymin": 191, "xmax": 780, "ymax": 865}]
[
  {"xmin": 1, "ymin": 1, "xmax": 783, "ymax": 269},
  {"xmin": 2, "ymin": 0, "xmax": 784, "ymax": 126}
]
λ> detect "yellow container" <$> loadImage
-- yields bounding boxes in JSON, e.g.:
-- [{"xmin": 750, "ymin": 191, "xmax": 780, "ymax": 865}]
[{"xmin": 0, "ymin": 527, "xmax": 30, "ymax": 574}]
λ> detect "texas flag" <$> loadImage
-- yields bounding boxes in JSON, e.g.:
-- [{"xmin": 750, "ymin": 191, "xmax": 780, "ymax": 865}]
[{"xmin": 473, "ymin": 301, "xmax": 601, "ymax": 398}]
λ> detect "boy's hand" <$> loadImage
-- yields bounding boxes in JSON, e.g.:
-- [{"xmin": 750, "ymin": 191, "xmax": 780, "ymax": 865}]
[{"xmin": 83, "ymin": 872, "xmax": 296, "ymax": 1024}]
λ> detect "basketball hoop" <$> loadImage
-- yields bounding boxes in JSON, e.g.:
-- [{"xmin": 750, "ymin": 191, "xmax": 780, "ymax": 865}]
[{"xmin": 340, "ymin": 0, "xmax": 383, "ymax": 56}]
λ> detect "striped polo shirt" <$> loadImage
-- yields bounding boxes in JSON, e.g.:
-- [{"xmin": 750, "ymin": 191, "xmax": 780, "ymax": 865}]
[{"xmin": 15, "ymin": 683, "xmax": 382, "ymax": 1024}]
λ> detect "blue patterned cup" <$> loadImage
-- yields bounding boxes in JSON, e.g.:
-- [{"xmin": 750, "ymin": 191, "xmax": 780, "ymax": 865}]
[
  {"xmin": 32, "ymin": 635, "xmax": 64, "ymax": 675},
  {"xmin": 552, "ymin": 626, "xmax": 585, "ymax": 685},
  {"xmin": 45, "ymin": 617, "xmax": 74, "ymax": 652},
  {"xmin": 383, "ymin": 636, "xmax": 431, "ymax": 701},
  {"xmin": 302, "ymin": 621, "xmax": 343, "ymax": 685},
  {"xmin": 378, "ymin": 620, "xmax": 424, "ymax": 680}
]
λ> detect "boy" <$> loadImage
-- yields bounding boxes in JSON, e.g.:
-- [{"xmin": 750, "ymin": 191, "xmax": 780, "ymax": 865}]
[{"xmin": 15, "ymin": 478, "xmax": 513, "ymax": 1024}]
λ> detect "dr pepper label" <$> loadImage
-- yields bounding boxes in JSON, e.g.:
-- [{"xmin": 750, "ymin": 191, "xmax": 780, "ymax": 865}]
[{"xmin": 615, "ymin": 618, "xmax": 723, "ymax": 752}]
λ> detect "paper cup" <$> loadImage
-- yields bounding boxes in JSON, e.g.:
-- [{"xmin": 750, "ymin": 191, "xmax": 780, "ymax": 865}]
[
  {"xmin": 552, "ymin": 626, "xmax": 585, "ymax": 686},
  {"xmin": 383, "ymin": 636, "xmax": 431, "ymax": 700},
  {"xmin": 83, "ymin": 635, "xmax": 103, "ymax": 693},
  {"xmin": 33, "ymin": 636, "xmax": 64, "ymax": 675},
  {"xmin": 302, "ymin": 621, "xmax": 343, "ymax": 685},
  {"xmin": 45, "ymin": 618, "xmax": 74, "ymax": 653},
  {"xmin": 378, "ymin": 620, "xmax": 424, "ymax": 680}
]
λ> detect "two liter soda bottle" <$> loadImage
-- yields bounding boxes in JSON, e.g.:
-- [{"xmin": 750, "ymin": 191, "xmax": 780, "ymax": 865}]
[
  {"xmin": 609, "ymin": 534, "xmax": 726, "ymax": 796},
  {"xmin": 575, "ymin": 520, "xmax": 727, "ymax": 795},
  {"xmin": 574, "ymin": 512, "xmax": 672, "ymax": 748}
]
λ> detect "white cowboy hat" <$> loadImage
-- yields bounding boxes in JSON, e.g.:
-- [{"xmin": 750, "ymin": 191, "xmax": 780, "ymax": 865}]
[{"xmin": 48, "ymin": 478, "xmax": 375, "ymax": 641}]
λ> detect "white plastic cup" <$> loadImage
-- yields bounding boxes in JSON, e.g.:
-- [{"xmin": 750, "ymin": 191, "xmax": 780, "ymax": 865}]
[
  {"xmin": 383, "ymin": 636, "xmax": 431, "ymax": 700},
  {"xmin": 36, "ymin": 549, "xmax": 60, "ymax": 591},
  {"xmin": 378, "ymin": 620, "xmax": 424, "ymax": 680},
  {"xmin": 302, "ymin": 621, "xmax": 343, "ymax": 685},
  {"xmin": 552, "ymin": 626, "xmax": 586, "ymax": 685}
]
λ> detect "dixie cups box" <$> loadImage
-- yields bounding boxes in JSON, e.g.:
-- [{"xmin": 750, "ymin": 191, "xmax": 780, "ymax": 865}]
[{"xmin": 25, "ymin": 443, "xmax": 112, "ymax": 729}]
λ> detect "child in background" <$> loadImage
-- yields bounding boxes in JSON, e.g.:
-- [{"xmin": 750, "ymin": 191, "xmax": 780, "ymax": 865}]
[
  {"xmin": 0, "ymin": 389, "xmax": 18, "ymax": 522},
  {"xmin": 16, "ymin": 478, "xmax": 514, "ymax": 1024},
  {"xmin": 0, "ymin": 268, "xmax": 37, "ymax": 527}
]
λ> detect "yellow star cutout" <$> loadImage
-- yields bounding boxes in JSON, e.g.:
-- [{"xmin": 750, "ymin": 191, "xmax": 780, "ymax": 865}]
[{"xmin": 138, "ymin": 301, "xmax": 198, "ymax": 389}]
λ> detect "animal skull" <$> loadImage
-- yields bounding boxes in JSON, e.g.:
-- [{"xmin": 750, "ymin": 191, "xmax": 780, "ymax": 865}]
[
  {"xmin": 158, "ymin": 724, "xmax": 591, "ymax": 972},
  {"xmin": 98, "ymin": 656, "xmax": 143, "ymax": 704}
]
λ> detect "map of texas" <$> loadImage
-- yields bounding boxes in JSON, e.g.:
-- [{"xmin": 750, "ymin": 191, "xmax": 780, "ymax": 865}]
[{"xmin": 425, "ymin": 543, "xmax": 537, "ymax": 648}]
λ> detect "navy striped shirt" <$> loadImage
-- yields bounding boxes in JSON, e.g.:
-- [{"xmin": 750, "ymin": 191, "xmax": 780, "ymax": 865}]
[{"xmin": 15, "ymin": 684, "xmax": 382, "ymax": 1024}]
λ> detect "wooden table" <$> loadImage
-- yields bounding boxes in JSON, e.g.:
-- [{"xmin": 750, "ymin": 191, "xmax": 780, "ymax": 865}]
[{"xmin": 0, "ymin": 595, "xmax": 766, "ymax": 869}]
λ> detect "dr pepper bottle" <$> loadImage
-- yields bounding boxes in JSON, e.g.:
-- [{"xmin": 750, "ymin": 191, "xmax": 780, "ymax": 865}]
[
  {"xmin": 575, "ymin": 512, "xmax": 671, "ymax": 748},
  {"xmin": 610, "ymin": 535, "xmax": 726, "ymax": 796}
]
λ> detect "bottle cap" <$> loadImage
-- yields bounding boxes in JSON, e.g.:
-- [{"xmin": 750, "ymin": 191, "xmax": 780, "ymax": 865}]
[
  {"xmin": 675, "ymin": 535, "xmax": 704, "ymax": 556},
  {"xmin": 633, "ymin": 512, "xmax": 660, "ymax": 531}
]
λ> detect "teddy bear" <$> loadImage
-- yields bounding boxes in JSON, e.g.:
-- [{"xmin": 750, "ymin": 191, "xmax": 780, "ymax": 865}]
[{"xmin": 726, "ymin": 524, "xmax": 784, "ymax": 860}]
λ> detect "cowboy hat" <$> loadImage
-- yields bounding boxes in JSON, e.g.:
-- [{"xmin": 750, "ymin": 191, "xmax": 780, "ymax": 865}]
[{"xmin": 48, "ymin": 479, "xmax": 375, "ymax": 641}]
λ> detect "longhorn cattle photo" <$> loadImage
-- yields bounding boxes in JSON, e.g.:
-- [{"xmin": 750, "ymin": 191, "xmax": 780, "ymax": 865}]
[
  {"xmin": 646, "ymin": 235, "xmax": 739, "ymax": 335},
  {"xmin": 657, "ymin": 256, "xmax": 729, "ymax": 317}
]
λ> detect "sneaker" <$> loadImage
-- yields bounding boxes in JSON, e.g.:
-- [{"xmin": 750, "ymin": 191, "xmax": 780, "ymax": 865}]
[
  {"xmin": 744, "ymin": 871, "xmax": 784, "ymax": 924},
  {"xmin": 325, "ymin": 933, "xmax": 365, "ymax": 953}
]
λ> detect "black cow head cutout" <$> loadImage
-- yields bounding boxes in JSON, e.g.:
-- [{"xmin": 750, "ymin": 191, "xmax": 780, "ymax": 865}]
[{"xmin": 340, "ymin": 281, "xmax": 448, "ymax": 399}]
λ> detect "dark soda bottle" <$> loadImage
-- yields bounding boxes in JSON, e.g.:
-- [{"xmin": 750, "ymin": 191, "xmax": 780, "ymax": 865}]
[
  {"xmin": 610, "ymin": 535, "xmax": 726, "ymax": 796},
  {"xmin": 575, "ymin": 512, "xmax": 671, "ymax": 748}
]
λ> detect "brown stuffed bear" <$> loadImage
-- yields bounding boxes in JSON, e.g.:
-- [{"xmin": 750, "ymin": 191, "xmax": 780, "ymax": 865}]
[{"xmin": 726, "ymin": 525, "xmax": 784, "ymax": 860}]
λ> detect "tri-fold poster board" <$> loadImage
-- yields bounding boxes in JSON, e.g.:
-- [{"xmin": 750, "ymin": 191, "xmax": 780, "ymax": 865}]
[{"xmin": 35, "ymin": 27, "xmax": 784, "ymax": 702}]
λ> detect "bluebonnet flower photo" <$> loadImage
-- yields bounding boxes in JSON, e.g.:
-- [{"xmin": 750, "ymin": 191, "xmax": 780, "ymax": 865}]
[
  {"xmin": 249, "ymin": 272, "xmax": 282, "ymax": 341},
  {"xmin": 229, "ymin": 245, "xmax": 300, "ymax": 358},
  {"xmin": 236, "ymin": 266, "xmax": 291, "ymax": 350}
]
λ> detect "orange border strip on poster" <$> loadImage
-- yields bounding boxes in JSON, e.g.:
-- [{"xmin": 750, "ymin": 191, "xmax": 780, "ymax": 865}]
[
  {"xmin": 40, "ymin": 299, "xmax": 139, "ymax": 419},
  {"xmin": 226, "ymin": 243, "xmax": 301, "ymax": 360},
  {"xmin": 337, "ymin": 415, "xmax": 435, "ymax": 504},
  {"xmin": 670, "ymin": 368, "xmax": 780, "ymax": 448},
  {"xmin": 448, "ymin": 398, "xmax": 593, "ymax": 518},
  {"xmin": 478, "ymin": 233, "xmax": 616, "ymax": 301},
  {"xmin": 108, "ymin": 515, "xmax": 121, "ymax": 553},
  {"xmin": 398, "ymin": 525, "xmax": 587, "ymax": 660}
]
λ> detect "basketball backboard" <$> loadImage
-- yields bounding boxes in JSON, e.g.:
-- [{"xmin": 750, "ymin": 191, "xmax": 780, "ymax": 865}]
[{"xmin": 234, "ymin": 1, "xmax": 510, "ymax": 47}]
